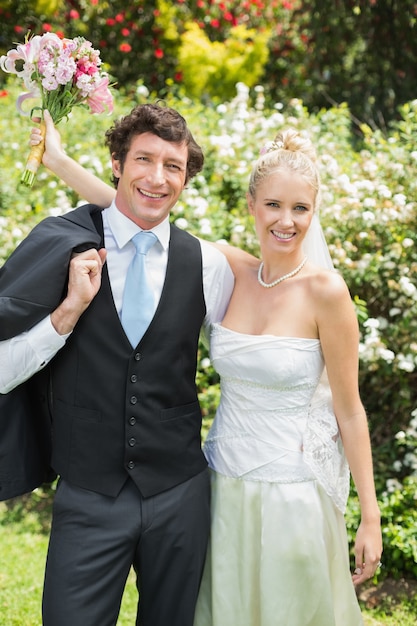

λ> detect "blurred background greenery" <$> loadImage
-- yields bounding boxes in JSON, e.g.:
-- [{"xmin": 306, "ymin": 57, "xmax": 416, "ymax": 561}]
[{"xmin": 0, "ymin": 1, "xmax": 416, "ymax": 618}]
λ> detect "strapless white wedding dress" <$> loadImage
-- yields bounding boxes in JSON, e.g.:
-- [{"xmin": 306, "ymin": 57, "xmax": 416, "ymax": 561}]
[{"xmin": 194, "ymin": 323, "xmax": 363, "ymax": 626}]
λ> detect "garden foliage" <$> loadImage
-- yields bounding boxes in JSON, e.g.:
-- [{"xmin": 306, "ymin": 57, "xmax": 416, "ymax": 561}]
[
  {"xmin": 0, "ymin": 80, "xmax": 416, "ymax": 577},
  {"xmin": 0, "ymin": 0, "xmax": 416, "ymax": 125},
  {"xmin": 1, "ymin": 0, "xmax": 417, "ymax": 580}
]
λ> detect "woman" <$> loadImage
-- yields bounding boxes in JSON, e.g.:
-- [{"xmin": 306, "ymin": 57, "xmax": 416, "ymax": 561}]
[{"xmin": 31, "ymin": 116, "xmax": 382, "ymax": 625}]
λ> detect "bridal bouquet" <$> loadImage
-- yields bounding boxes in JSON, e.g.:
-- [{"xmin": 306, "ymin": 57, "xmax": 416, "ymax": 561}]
[{"xmin": 0, "ymin": 32, "xmax": 114, "ymax": 186}]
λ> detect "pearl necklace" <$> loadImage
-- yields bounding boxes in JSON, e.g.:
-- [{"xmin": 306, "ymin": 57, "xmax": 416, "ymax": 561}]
[{"xmin": 257, "ymin": 256, "xmax": 307, "ymax": 288}]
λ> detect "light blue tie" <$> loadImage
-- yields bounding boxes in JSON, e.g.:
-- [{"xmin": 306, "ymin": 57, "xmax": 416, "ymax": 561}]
[{"xmin": 121, "ymin": 230, "xmax": 157, "ymax": 347}]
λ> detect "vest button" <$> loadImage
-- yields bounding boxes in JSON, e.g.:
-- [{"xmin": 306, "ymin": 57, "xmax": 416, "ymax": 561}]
[
  {"xmin": 127, "ymin": 461, "xmax": 135, "ymax": 470},
  {"xmin": 130, "ymin": 396, "xmax": 138, "ymax": 405},
  {"xmin": 134, "ymin": 352, "xmax": 142, "ymax": 361},
  {"xmin": 130, "ymin": 374, "xmax": 138, "ymax": 383},
  {"xmin": 128, "ymin": 437, "xmax": 136, "ymax": 447},
  {"xmin": 129, "ymin": 416, "xmax": 136, "ymax": 426}
]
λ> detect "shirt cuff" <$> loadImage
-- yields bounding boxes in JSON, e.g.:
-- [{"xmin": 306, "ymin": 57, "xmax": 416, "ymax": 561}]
[{"xmin": 26, "ymin": 315, "xmax": 70, "ymax": 363}]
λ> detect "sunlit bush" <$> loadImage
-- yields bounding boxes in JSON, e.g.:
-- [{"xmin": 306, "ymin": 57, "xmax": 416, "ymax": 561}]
[{"xmin": 1, "ymin": 83, "xmax": 416, "ymax": 578}]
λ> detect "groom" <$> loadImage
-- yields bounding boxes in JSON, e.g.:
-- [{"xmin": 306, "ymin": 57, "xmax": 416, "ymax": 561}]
[{"xmin": 0, "ymin": 103, "xmax": 234, "ymax": 626}]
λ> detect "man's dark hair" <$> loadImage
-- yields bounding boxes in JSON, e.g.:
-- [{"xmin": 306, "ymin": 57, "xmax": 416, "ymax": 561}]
[{"xmin": 105, "ymin": 103, "xmax": 204, "ymax": 187}]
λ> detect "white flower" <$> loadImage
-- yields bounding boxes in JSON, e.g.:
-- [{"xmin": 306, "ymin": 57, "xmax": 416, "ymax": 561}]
[
  {"xmin": 362, "ymin": 210, "xmax": 375, "ymax": 222},
  {"xmin": 175, "ymin": 217, "xmax": 188, "ymax": 230},
  {"xmin": 397, "ymin": 354, "xmax": 415, "ymax": 372},
  {"xmin": 393, "ymin": 460, "xmax": 402, "ymax": 472},
  {"xmin": 136, "ymin": 84, "xmax": 149, "ymax": 97},
  {"xmin": 399, "ymin": 276, "xmax": 416, "ymax": 297},
  {"xmin": 363, "ymin": 318, "xmax": 380, "ymax": 329},
  {"xmin": 199, "ymin": 219, "xmax": 212, "ymax": 235},
  {"xmin": 402, "ymin": 238, "xmax": 414, "ymax": 248},
  {"xmin": 385, "ymin": 478, "xmax": 402, "ymax": 493},
  {"xmin": 380, "ymin": 349, "xmax": 395, "ymax": 363},
  {"xmin": 393, "ymin": 193, "xmax": 407, "ymax": 206}
]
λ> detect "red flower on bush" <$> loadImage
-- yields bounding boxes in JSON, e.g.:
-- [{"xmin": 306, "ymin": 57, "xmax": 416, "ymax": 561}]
[
  {"xmin": 119, "ymin": 42, "xmax": 132, "ymax": 53},
  {"xmin": 155, "ymin": 48, "xmax": 164, "ymax": 59},
  {"xmin": 69, "ymin": 10, "xmax": 80, "ymax": 20}
]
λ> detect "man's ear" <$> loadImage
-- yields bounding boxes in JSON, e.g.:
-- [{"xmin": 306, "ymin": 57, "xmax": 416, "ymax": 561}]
[{"xmin": 111, "ymin": 153, "xmax": 121, "ymax": 178}]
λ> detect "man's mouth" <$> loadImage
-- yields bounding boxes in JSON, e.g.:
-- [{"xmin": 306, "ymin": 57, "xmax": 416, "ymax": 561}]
[{"xmin": 139, "ymin": 188, "xmax": 165, "ymax": 199}]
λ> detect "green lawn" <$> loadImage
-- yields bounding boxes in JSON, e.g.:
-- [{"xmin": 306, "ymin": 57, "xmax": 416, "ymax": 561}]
[
  {"xmin": 0, "ymin": 527, "xmax": 136, "ymax": 625},
  {"xmin": 1, "ymin": 500, "xmax": 416, "ymax": 625}
]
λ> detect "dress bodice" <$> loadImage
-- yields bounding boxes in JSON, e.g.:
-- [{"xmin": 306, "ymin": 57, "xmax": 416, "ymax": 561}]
[{"xmin": 204, "ymin": 323, "xmax": 350, "ymax": 512}]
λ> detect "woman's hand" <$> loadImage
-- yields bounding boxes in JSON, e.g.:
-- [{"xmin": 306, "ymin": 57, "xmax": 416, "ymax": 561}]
[
  {"xmin": 30, "ymin": 109, "xmax": 65, "ymax": 170},
  {"xmin": 351, "ymin": 517, "xmax": 383, "ymax": 586}
]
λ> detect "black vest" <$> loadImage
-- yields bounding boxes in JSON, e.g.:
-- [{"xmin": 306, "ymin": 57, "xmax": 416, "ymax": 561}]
[{"xmin": 49, "ymin": 219, "xmax": 207, "ymax": 497}]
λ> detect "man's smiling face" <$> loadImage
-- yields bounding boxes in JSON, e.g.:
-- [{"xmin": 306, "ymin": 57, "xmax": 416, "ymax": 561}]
[{"xmin": 112, "ymin": 132, "xmax": 188, "ymax": 230}]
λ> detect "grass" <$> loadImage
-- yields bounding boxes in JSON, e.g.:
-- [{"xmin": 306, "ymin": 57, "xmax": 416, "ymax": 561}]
[
  {"xmin": 0, "ymin": 524, "xmax": 137, "ymax": 625},
  {"xmin": 1, "ymin": 495, "xmax": 416, "ymax": 626}
]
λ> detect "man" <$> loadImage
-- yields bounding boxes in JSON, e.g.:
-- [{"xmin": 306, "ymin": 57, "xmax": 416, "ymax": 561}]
[{"xmin": 0, "ymin": 104, "xmax": 234, "ymax": 626}]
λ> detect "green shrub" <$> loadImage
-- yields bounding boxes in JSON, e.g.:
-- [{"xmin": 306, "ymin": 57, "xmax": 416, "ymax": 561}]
[
  {"xmin": 177, "ymin": 23, "xmax": 270, "ymax": 101},
  {"xmin": 1, "ymin": 82, "xmax": 416, "ymax": 578}
]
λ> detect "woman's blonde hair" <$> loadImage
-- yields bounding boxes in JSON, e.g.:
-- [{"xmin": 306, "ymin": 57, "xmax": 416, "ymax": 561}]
[{"xmin": 248, "ymin": 128, "xmax": 321, "ymax": 209}]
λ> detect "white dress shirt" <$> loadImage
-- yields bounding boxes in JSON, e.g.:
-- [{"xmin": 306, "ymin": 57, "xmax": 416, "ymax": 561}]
[{"xmin": 0, "ymin": 202, "xmax": 234, "ymax": 393}]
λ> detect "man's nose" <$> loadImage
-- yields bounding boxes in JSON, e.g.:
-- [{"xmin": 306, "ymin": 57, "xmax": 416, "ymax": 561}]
[{"xmin": 148, "ymin": 162, "xmax": 165, "ymax": 185}]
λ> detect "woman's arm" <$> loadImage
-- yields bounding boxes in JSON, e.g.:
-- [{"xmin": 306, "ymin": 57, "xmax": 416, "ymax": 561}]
[
  {"xmin": 208, "ymin": 241, "xmax": 259, "ymax": 276},
  {"xmin": 31, "ymin": 110, "xmax": 116, "ymax": 207},
  {"xmin": 316, "ymin": 272, "xmax": 382, "ymax": 585}
]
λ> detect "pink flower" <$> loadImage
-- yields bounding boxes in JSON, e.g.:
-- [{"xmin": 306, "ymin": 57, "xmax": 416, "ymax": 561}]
[
  {"xmin": 87, "ymin": 76, "xmax": 114, "ymax": 114},
  {"xmin": 2, "ymin": 31, "xmax": 114, "ymax": 187},
  {"xmin": 0, "ymin": 33, "xmax": 61, "ymax": 75}
]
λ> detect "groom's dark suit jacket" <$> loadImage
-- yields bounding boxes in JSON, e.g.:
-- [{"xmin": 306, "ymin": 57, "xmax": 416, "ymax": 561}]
[{"xmin": 0, "ymin": 204, "xmax": 102, "ymax": 500}]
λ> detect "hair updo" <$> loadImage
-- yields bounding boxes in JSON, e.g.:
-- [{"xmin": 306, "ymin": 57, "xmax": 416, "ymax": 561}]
[{"xmin": 248, "ymin": 128, "xmax": 321, "ymax": 210}]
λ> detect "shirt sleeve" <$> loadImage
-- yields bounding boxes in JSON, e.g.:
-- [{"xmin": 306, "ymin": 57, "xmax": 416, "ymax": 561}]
[
  {"xmin": 199, "ymin": 239, "xmax": 235, "ymax": 345},
  {"xmin": 0, "ymin": 316, "xmax": 69, "ymax": 394}
]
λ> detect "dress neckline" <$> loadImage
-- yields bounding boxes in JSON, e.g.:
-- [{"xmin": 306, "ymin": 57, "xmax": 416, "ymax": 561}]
[{"xmin": 212, "ymin": 322, "xmax": 320, "ymax": 343}]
